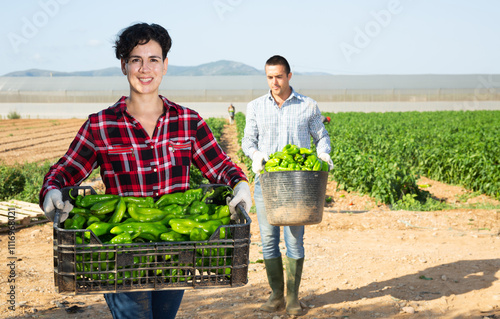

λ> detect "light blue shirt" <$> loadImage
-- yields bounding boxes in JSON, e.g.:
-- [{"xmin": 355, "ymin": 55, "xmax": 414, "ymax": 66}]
[{"xmin": 242, "ymin": 87, "xmax": 331, "ymax": 158}]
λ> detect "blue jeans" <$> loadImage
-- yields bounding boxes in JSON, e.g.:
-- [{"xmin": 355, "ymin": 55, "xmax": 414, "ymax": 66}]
[
  {"xmin": 104, "ymin": 290, "xmax": 184, "ymax": 319},
  {"xmin": 254, "ymin": 175, "xmax": 305, "ymax": 260}
]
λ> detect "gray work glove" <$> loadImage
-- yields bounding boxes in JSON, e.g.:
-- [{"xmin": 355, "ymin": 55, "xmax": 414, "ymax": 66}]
[
  {"xmin": 251, "ymin": 151, "xmax": 268, "ymax": 175},
  {"xmin": 228, "ymin": 181, "xmax": 252, "ymax": 219},
  {"xmin": 318, "ymin": 153, "xmax": 334, "ymax": 171},
  {"xmin": 42, "ymin": 189, "xmax": 73, "ymax": 222}
]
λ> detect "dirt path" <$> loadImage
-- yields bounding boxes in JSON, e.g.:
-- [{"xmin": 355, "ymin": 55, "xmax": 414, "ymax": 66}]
[{"xmin": 0, "ymin": 119, "xmax": 499, "ymax": 319}]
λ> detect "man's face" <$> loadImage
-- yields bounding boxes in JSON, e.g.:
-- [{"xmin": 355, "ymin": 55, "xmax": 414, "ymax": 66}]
[
  {"xmin": 121, "ymin": 40, "xmax": 168, "ymax": 96},
  {"xmin": 265, "ymin": 64, "xmax": 292, "ymax": 98}
]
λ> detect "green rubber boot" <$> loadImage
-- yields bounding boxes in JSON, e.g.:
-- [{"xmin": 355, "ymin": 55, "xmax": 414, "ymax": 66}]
[
  {"xmin": 260, "ymin": 256, "xmax": 285, "ymax": 312},
  {"xmin": 285, "ymin": 256, "xmax": 304, "ymax": 316}
]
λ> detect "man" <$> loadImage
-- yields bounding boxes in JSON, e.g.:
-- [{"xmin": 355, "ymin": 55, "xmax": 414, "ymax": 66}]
[
  {"xmin": 241, "ymin": 55, "xmax": 332, "ymax": 315},
  {"xmin": 40, "ymin": 23, "xmax": 252, "ymax": 319},
  {"xmin": 228, "ymin": 104, "xmax": 235, "ymax": 124}
]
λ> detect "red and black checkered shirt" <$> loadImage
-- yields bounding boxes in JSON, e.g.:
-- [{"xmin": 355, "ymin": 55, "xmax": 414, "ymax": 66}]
[{"xmin": 40, "ymin": 96, "xmax": 247, "ymax": 203}]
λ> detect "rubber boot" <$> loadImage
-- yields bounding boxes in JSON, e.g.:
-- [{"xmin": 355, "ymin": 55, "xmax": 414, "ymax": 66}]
[
  {"xmin": 260, "ymin": 256, "xmax": 285, "ymax": 312},
  {"xmin": 285, "ymin": 256, "xmax": 304, "ymax": 316}
]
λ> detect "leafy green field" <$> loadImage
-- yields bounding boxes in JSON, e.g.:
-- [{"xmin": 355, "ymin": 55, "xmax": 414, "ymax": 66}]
[{"xmin": 324, "ymin": 110, "xmax": 500, "ymax": 204}]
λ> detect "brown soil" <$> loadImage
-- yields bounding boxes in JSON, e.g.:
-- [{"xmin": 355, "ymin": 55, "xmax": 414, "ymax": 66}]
[{"xmin": 0, "ymin": 119, "xmax": 499, "ymax": 319}]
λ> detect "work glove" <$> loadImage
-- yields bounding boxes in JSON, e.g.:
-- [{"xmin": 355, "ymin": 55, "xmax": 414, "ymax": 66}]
[
  {"xmin": 42, "ymin": 189, "xmax": 73, "ymax": 223},
  {"xmin": 318, "ymin": 153, "xmax": 334, "ymax": 171},
  {"xmin": 228, "ymin": 181, "xmax": 252, "ymax": 220},
  {"xmin": 251, "ymin": 151, "xmax": 268, "ymax": 175}
]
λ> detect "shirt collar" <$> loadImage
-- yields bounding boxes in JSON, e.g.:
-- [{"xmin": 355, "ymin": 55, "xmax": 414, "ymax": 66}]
[
  {"xmin": 266, "ymin": 86, "xmax": 303, "ymax": 104},
  {"xmin": 111, "ymin": 95, "xmax": 181, "ymax": 119}
]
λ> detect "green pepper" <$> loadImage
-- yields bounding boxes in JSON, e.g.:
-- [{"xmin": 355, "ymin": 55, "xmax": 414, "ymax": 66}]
[
  {"xmin": 294, "ymin": 153, "xmax": 305, "ymax": 164},
  {"xmin": 85, "ymin": 215, "xmax": 100, "ymax": 227},
  {"xmin": 64, "ymin": 214, "xmax": 86, "ymax": 230},
  {"xmin": 161, "ymin": 204, "xmax": 188, "ymax": 216},
  {"xmin": 109, "ymin": 198, "xmax": 127, "ymax": 224},
  {"xmin": 270, "ymin": 151, "xmax": 284, "ymax": 159},
  {"xmin": 85, "ymin": 222, "xmax": 115, "ymax": 240},
  {"xmin": 70, "ymin": 207, "xmax": 90, "ymax": 215},
  {"xmin": 283, "ymin": 144, "xmax": 299, "ymax": 155},
  {"xmin": 90, "ymin": 198, "xmax": 120, "ymax": 215},
  {"xmin": 322, "ymin": 160, "xmax": 330, "ymax": 172},
  {"xmin": 190, "ymin": 227, "xmax": 209, "ymax": 241},
  {"xmin": 300, "ymin": 164, "xmax": 312, "ymax": 171},
  {"xmin": 212, "ymin": 205, "xmax": 230, "ymax": 220},
  {"xmin": 192, "ymin": 213, "xmax": 211, "ymax": 222},
  {"xmin": 264, "ymin": 158, "xmax": 281, "ymax": 168},
  {"xmin": 304, "ymin": 154, "xmax": 318, "ymax": 168},
  {"xmin": 123, "ymin": 196, "xmax": 155, "ymax": 207},
  {"xmin": 158, "ymin": 213, "xmax": 177, "ymax": 226},
  {"xmin": 155, "ymin": 192, "xmax": 186, "ymax": 207},
  {"xmin": 128, "ymin": 205, "xmax": 167, "ymax": 222},
  {"xmin": 109, "ymin": 232, "xmax": 134, "ymax": 244},
  {"xmin": 200, "ymin": 220, "xmax": 223, "ymax": 236},
  {"xmin": 160, "ymin": 230, "xmax": 189, "ymax": 242},
  {"xmin": 219, "ymin": 216, "xmax": 231, "ymax": 225},
  {"xmin": 110, "ymin": 222, "xmax": 168, "ymax": 242},
  {"xmin": 136, "ymin": 232, "xmax": 156, "ymax": 242},
  {"xmin": 312, "ymin": 159, "xmax": 323, "ymax": 171},
  {"xmin": 74, "ymin": 195, "xmax": 84, "ymax": 207},
  {"xmin": 187, "ymin": 200, "xmax": 209, "ymax": 215},
  {"xmin": 266, "ymin": 166, "xmax": 292, "ymax": 172},
  {"xmin": 273, "ymin": 152, "xmax": 294, "ymax": 162},
  {"xmin": 169, "ymin": 218, "xmax": 200, "ymax": 235},
  {"xmin": 299, "ymin": 147, "xmax": 313, "ymax": 155},
  {"xmin": 184, "ymin": 188, "xmax": 203, "ymax": 206},
  {"xmin": 79, "ymin": 194, "xmax": 120, "ymax": 208}
]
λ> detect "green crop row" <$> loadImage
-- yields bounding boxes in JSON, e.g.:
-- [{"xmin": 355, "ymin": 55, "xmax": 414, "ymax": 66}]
[
  {"xmin": 234, "ymin": 112, "xmax": 255, "ymax": 183},
  {"xmin": 324, "ymin": 110, "xmax": 500, "ymax": 204}
]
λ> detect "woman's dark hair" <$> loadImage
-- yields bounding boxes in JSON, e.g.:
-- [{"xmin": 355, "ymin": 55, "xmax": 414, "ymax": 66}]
[
  {"xmin": 114, "ymin": 23, "xmax": 172, "ymax": 61},
  {"xmin": 265, "ymin": 55, "xmax": 291, "ymax": 75}
]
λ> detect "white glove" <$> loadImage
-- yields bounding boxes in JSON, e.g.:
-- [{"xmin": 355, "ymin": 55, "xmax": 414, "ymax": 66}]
[
  {"xmin": 318, "ymin": 153, "xmax": 334, "ymax": 171},
  {"xmin": 42, "ymin": 189, "xmax": 73, "ymax": 223},
  {"xmin": 228, "ymin": 181, "xmax": 252, "ymax": 219},
  {"xmin": 251, "ymin": 151, "xmax": 269, "ymax": 174}
]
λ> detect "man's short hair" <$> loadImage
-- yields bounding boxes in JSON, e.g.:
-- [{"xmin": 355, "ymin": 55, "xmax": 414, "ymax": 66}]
[
  {"xmin": 114, "ymin": 23, "xmax": 172, "ymax": 61},
  {"xmin": 265, "ymin": 55, "xmax": 291, "ymax": 75}
]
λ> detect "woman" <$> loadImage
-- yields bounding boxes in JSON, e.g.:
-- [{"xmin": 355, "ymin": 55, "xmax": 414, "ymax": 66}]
[{"xmin": 40, "ymin": 23, "xmax": 252, "ymax": 319}]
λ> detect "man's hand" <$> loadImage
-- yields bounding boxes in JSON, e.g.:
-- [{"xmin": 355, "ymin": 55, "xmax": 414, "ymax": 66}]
[
  {"xmin": 42, "ymin": 189, "xmax": 73, "ymax": 222},
  {"xmin": 251, "ymin": 151, "xmax": 269, "ymax": 174},
  {"xmin": 228, "ymin": 181, "xmax": 252, "ymax": 219},
  {"xmin": 318, "ymin": 153, "xmax": 334, "ymax": 171}
]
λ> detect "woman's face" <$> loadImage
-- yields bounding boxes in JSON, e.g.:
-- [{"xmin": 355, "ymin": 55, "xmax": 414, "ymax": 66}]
[{"xmin": 121, "ymin": 40, "xmax": 168, "ymax": 96}]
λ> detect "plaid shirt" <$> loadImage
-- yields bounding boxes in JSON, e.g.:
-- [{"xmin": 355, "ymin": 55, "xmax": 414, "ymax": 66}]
[
  {"xmin": 241, "ymin": 88, "xmax": 331, "ymax": 158},
  {"xmin": 40, "ymin": 96, "xmax": 247, "ymax": 203}
]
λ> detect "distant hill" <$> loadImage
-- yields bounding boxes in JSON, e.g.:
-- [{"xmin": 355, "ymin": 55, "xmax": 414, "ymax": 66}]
[
  {"xmin": 3, "ymin": 60, "xmax": 262, "ymax": 77},
  {"xmin": 3, "ymin": 60, "xmax": 331, "ymax": 77}
]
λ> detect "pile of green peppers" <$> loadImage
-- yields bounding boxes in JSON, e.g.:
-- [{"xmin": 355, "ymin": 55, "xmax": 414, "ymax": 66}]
[
  {"xmin": 64, "ymin": 186, "xmax": 233, "ymax": 244},
  {"xmin": 263, "ymin": 144, "xmax": 329, "ymax": 173},
  {"xmin": 65, "ymin": 186, "xmax": 236, "ymax": 284}
]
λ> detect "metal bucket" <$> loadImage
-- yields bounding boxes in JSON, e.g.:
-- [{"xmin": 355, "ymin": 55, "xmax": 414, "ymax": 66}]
[{"xmin": 260, "ymin": 171, "xmax": 328, "ymax": 226}]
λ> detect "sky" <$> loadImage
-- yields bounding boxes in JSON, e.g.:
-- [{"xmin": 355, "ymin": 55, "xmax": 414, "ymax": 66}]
[{"xmin": 1, "ymin": 0, "xmax": 499, "ymax": 76}]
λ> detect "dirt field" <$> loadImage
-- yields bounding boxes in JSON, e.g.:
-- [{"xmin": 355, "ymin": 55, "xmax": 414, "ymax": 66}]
[{"xmin": 0, "ymin": 119, "xmax": 499, "ymax": 319}]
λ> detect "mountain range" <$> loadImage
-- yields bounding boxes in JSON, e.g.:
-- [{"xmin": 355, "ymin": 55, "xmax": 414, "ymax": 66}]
[{"xmin": 3, "ymin": 60, "xmax": 330, "ymax": 77}]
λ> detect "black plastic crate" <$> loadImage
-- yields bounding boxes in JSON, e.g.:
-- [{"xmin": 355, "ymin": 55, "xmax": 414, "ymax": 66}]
[{"xmin": 53, "ymin": 186, "xmax": 251, "ymax": 295}]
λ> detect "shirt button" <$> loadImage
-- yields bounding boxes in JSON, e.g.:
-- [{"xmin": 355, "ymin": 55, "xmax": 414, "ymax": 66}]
[
  {"xmin": 153, "ymin": 168, "xmax": 157, "ymax": 172},
  {"xmin": 155, "ymin": 192, "xmax": 159, "ymax": 196},
  {"xmin": 150, "ymin": 145, "xmax": 154, "ymax": 149}
]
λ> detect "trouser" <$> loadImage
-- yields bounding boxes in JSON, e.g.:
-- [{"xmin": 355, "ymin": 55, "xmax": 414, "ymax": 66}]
[
  {"xmin": 254, "ymin": 175, "xmax": 305, "ymax": 259},
  {"xmin": 104, "ymin": 290, "xmax": 184, "ymax": 319}
]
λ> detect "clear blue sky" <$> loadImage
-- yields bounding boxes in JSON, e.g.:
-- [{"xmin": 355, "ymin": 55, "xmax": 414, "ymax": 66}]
[{"xmin": 1, "ymin": 0, "xmax": 499, "ymax": 76}]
